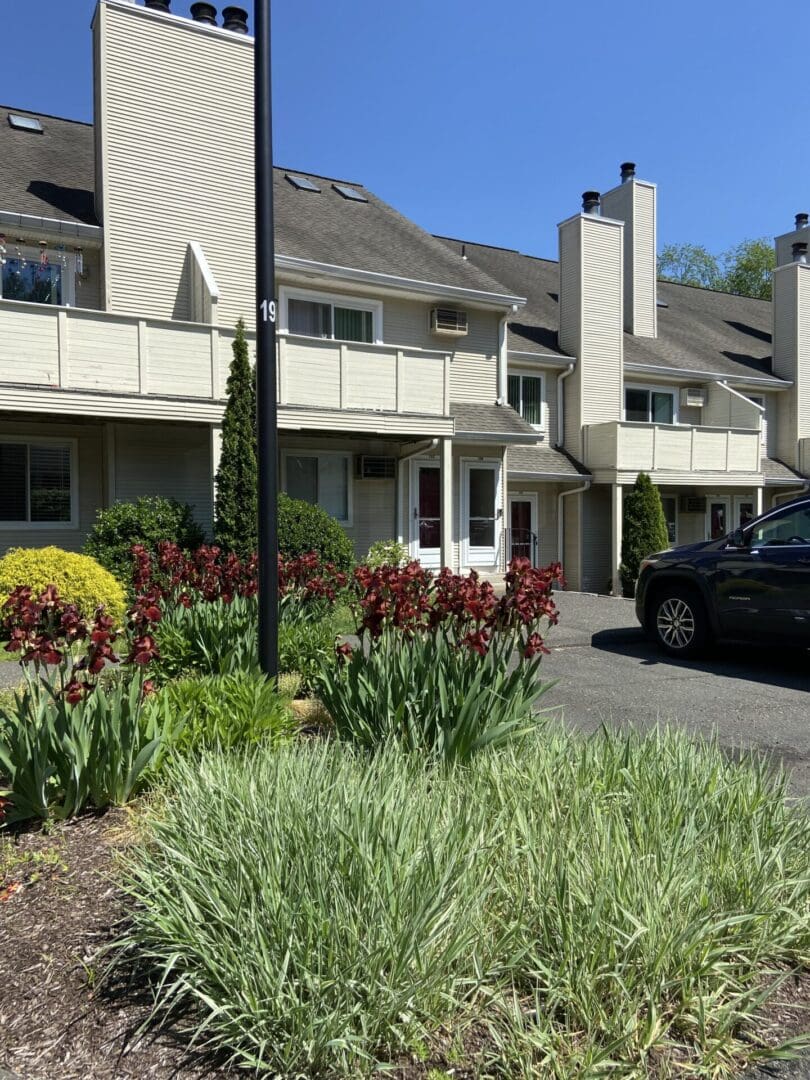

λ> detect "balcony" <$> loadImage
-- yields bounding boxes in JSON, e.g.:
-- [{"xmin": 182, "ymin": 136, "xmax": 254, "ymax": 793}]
[
  {"xmin": 0, "ymin": 301, "xmax": 453, "ymax": 433},
  {"xmin": 585, "ymin": 421, "xmax": 761, "ymax": 478}
]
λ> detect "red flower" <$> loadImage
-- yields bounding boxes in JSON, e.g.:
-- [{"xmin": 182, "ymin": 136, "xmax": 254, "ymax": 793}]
[
  {"xmin": 63, "ymin": 678, "xmax": 86, "ymax": 705},
  {"xmin": 142, "ymin": 679, "xmax": 157, "ymax": 698},
  {"xmin": 522, "ymin": 632, "xmax": 548, "ymax": 659}
]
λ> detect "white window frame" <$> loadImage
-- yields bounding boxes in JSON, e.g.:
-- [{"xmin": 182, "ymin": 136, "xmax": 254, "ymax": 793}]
[
  {"xmin": 623, "ymin": 383, "xmax": 679, "ymax": 425},
  {"xmin": 280, "ymin": 449, "xmax": 353, "ymax": 527},
  {"xmin": 507, "ymin": 370, "xmax": 545, "ymax": 430},
  {"xmin": 278, "ymin": 285, "xmax": 383, "ymax": 345},
  {"xmin": 0, "ymin": 436, "xmax": 79, "ymax": 529},
  {"xmin": 0, "ymin": 245, "xmax": 76, "ymax": 307},
  {"xmin": 660, "ymin": 494, "xmax": 678, "ymax": 546}
]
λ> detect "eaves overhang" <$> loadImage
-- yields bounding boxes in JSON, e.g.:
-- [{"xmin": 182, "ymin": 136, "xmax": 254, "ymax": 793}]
[
  {"xmin": 276, "ymin": 254, "xmax": 526, "ymax": 310},
  {"xmin": 624, "ymin": 361, "xmax": 791, "ymax": 389},
  {"xmin": 0, "ymin": 210, "xmax": 102, "ymax": 246}
]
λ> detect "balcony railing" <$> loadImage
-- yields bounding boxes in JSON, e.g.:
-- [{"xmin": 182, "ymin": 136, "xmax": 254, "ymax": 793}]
[
  {"xmin": 0, "ymin": 301, "xmax": 452, "ymax": 419},
  {"xmin": 585, "ymin": 421, "xmax": 761, "ymax": 474}
]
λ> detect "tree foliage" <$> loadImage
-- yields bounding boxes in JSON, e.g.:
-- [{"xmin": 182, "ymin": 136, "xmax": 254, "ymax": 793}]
[
  {"xmin": 658, "ymin": 237, "xmax": 775, "ymax": 299},
  {"xmin": 278, "ymin": 493, "xmax": 355, "ymax": 572},
  {"xmin": 84, "ymin": 497, "xmax": 205, "ymax": 585},
  {"xmin": 619, "ymin": 473, "xmax": 669, "ymax": 598},
  {"xmin": 214, "ymin": 319, "xmax": 257, "ymax": 558}
]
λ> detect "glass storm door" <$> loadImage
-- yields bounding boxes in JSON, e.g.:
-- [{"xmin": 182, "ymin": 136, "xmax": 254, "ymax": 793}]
[
  {"xmin": 413, "ymin": 462, "xmax": 441, "ymax": 568},
  {"xmin": 508, "ymin": 495, "xmax": 537, "ymax": 565},
  {"xmin": 463, "ymin": 462, "xmax": 501, "ymax": 568},
  {"xmin": 734, "ymin": 496, "xmax": 756, "ymax": 529},
  {"xmin": 708, "ymin": 498, "xmax": 730, "ymax": 540}
]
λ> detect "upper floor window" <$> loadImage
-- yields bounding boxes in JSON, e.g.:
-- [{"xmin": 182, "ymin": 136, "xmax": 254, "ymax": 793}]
[
  {"xmin": 0, "ymin": 246, "xmax": 76, "ymax": 307},
  {"xmin": 625, "ymin": 385, "xmax": 677, "ymax": 424},
  {"xmin": 0, "ymin": 439, "xmax": 75, "ymax": 526},
  {"xmin": 281, "ymin": 287, "xmax": 381, "ymax": 345},
  {"xmin": 508, "ymin": 372, "xmax": 543, "ymax": 429}
]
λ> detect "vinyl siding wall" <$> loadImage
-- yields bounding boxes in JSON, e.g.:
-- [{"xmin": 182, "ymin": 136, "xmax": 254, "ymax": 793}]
[
  {"xmin": 558, "ymin": 219, "xmax": 583, "ymax": 453},
  {"xmin": 601, "ymin": 180, "xmax": 657, "ymax": 337},
  {"xmin": 0, "ymin": 419, "xmax": 104, "ymax": 553},
  {"xmin": 772, "ymin": 264, "xmax": 805, "ymax": 466},
  {"xmin": 112, "ymin": 422, "xmax": 213, "ymax": 536},
  {"xmin": 95, "ymin": 2, "xmax": 254, "ymax": 327}
]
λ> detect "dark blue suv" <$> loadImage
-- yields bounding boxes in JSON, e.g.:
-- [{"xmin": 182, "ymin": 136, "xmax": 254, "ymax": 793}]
[{"xmin": 635, "ymin": 494, "xmax": 810, "ymax": 656}]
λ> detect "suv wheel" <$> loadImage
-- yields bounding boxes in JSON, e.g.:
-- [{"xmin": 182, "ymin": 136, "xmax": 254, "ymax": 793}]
[{"xmin": 650, "ymin": 587, "xmax": 708, "ymax": 658}]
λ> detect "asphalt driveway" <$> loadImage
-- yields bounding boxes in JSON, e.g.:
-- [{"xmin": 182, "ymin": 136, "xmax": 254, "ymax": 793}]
[{"xmin": 542, "ymin": 591, "xmax": 810, "ymax": 796}]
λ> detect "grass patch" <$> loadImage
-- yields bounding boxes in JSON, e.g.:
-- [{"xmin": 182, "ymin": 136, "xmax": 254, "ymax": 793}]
[{"xmin": 116, "ymin": 728, "xmax": 810, "ymax": 1077}]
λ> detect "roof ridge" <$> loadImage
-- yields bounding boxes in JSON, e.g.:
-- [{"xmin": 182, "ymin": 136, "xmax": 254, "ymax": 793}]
[
  {"xmin": 275, "ymin": 166, "xmax": 364, "ymax": 187},
  {"xmin": 434, "ymin": 233, "xmax": 558, "ymax": 266}
]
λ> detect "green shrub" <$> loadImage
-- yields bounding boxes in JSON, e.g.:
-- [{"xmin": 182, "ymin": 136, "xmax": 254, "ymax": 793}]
[
  {"xmin": 84, "ymin": 497, "xmax": 205, "ymax": 585},
  {"xmin": 118, "ymin": 730, "xmax": 810, "ymax": 1077},
  {"xmin": 154, "ymin": 594, "xmax": 337, "ymax": 693},
  {"xmin": 0, "ymin": 672, "xmax": 164, "ymax": 824},
  {"xmin": 152, "ymin": 671, "xmax": 296, "ymax": 754},
  {"xmin": 317, "ymin": 629, "xmax": 548, "ymax": 763},
  {"xmin": 365, "ymin": 539, "xmax": 408, "ymax": 570},
  {"xmin": 214, "ymin": 319, "xmax": 258, "ymax": 558},
  {"xmin": 278, "ymin": 493, "xmax": 354, "ymax": 572},
  {"xmin": 0, "ymin": 547, "xmax": 126, "ymax": 624},
  {"xmin": 619, "ymin": 472, "xmax": 670, "ymax": 597}
]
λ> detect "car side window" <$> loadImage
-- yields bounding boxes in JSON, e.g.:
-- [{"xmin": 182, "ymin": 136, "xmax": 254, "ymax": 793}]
[{"xmin": 750, "ymin": 506, "xmax": 810, "ymax": 547}]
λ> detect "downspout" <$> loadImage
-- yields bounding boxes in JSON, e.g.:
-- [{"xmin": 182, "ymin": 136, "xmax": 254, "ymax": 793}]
[
  {"xmin": 557, "ymin": 477, "xmax": 591, "ymax": 574},
  {"xmin": 396, "ymin": 438, "xmax": 439, "ymax": 546},
  {"xmin": 556, "ymin": 362, "xmax": 575, "ymax": 448},
  {"xmin": 496, "ymin": 313, "xmax": 509, "ymax": 404}
]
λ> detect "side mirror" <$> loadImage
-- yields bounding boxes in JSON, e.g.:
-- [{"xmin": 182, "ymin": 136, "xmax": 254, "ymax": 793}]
[{"xmin": 730, "ymin": 528, "xmax": 747, "ymax": 548}]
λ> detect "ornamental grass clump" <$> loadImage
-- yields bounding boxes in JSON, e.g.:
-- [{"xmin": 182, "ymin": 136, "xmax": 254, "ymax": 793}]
[
  {"xmin": 118, "ymin": 729, "xmax": 810, "ymax": 1078},
  {"xmin": 317, "ymin": 557, "xmax": 563, "ymax": 761}
]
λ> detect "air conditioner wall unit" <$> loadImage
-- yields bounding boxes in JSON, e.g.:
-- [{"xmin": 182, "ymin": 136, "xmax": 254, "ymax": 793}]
[
  {"xmin": 680, "ymin": 386, "xmax": 706, "ymax": 408},
  {"xmin": 430, "ymin": 307, "xmax": 469, "ymax": 337},
  {"xmin": 679, "ymin": 495, "xmax": 707, "ymax": 513},
  {"xmin": 357, "ymin": 455, "xmax": 396, "ymax": 480}
]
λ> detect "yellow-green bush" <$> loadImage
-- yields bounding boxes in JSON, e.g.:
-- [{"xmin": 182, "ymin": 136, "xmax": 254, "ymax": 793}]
[{"xmin": 0, "ymin": 547, "xmax": 127, "ymax": 624}]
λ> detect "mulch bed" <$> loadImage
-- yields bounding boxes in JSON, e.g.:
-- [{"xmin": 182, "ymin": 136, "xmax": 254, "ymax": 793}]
[{"xmin": 0, "ymin": 810, "xmax": 808, "ymax": 1080}]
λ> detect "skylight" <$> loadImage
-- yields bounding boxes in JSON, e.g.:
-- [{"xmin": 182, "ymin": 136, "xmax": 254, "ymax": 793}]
[
  {"xmin": 332, "ymin": 183, "xmax": 368, "ymax": 203},
  {"xmin": 8, "ymin": 114, "xmax": 43, "ymax": 133},
  {"xmin": 286, "ymin": 174, "xmax": 321, "ymax": 192}
]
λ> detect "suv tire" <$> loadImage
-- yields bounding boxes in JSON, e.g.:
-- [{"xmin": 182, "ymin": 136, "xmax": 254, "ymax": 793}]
[{"xmin": 649, "ymin": 585, "xmax": 709, "ymax": 658}]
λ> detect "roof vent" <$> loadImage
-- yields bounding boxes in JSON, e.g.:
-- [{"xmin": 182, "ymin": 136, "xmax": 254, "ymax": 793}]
[
  {"xmin": 222, "ymin": 5, "xmax": 248, "ymax": 32},
  {"xmin": 582, "ymin": 191, "xmax": 601, "ymax": 215},
  {"xmin": 795, "ymin": 212, "xmax": 809, "ymax": 230},
  {"xmin": 190, "ymin": 2, "xmax": 217, "ymax": 23},
  {"xmin": 792, "ymin": 242, "xmax": 808, "ymax": 264},
  {"xmin": 620, "ymin": 162, "xmax": 636, "ymax": 183},
  {"xmin": 143, "ymin": 0, "xmax": 171, "ymax": 10}
]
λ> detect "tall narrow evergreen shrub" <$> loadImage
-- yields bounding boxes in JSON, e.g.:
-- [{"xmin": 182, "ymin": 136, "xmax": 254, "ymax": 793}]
[
  {"xmin": 619, "ymin": 472, "xmax": 669, "ymax": 597},
  {"xmin": 215, "ymin": 319, "xmax": 257, "ymax": 557}
]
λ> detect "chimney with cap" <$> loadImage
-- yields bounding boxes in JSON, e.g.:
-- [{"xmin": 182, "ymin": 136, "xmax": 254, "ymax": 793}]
[
  {"xmin": 222, "ymin": 6, "xmax": 249, "ymax": 32},
  {"xmin": 772, "ymin": 231, "xmax": 810, "ymax": 466},
  {"xmin": 601, "ymin": 161, "xmax": 657, "ymax": 338},
  {"xmin": 774, "ymin": 212, "xmax": 810, "ymax": 266},
  {"xmin": 143, "ymin": 0, "xmax": 171, "ymax": 10},
  {"xmin": 190, "ymin": 3, "xmax": 217, "ymax": 24},
  {"xmin": 557, "ymin": 185, "xmax": 624, "ymax": 457}
]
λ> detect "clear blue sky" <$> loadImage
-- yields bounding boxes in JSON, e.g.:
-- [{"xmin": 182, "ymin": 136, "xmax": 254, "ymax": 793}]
[{"xmin": 2, "ymin": 0, "xmax": 805, "ymax": 261}]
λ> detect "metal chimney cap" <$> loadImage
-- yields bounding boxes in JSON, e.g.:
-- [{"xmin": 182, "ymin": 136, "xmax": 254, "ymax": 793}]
[
  {"xmin": 582, "ymin": 191, "xmax": 601, "ymax": 214},
  {"xmin": 190, "ymin": 2, "xmax": 217, "ymax": 23},
  {"xmin": 222, "ymin": 5, "xmax": 249, "ymax": 32},
  {"xmin": 795, "ymin": 212, "xmax": 809, "ymax": 230},
  {"xmin": 792, "ymin": 241, "xmax": 808, "ymax": 263},
  {"xmin": 620, "ymin": 162, "xmax": 636, "ymax": 182},
  {"xmin": 143, "ymin": 0, "xmax": 171, "ymax": 10}
]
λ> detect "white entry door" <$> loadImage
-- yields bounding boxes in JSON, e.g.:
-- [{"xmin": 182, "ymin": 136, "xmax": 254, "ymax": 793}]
[
  {"xmin": 410, "ymin": 460, "xmax": 441, "ymax": 568},
  {"xmin": 461, "ymin": 460, "xmax": 502, "ymax": 569},
  {"xmin": 707, "ymin": 497, "xmax": 731, "ymax": 540}
]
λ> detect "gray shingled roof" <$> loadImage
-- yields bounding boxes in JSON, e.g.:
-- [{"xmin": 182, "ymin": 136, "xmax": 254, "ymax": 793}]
[
  {"xmin": 0, "ymin": 107, "xmax": 97, "ymax": 225},
  {"xmin": 273, "ymin": 171, "xmax": 519, "ymax": 297},
  {"xmin": 508, "ymin": 444, "xmax": 591, "ymax": 479},
  {"xmin": 451, "ymin": 402, "xmax": 540, "ymax": 441},
  {"xmin": 761, "ymin": 457, "xmax": 808, "ymax": 484},
  {"xmin": 437, "ymin": 237, "xmax": 788, "ymax": 386}
]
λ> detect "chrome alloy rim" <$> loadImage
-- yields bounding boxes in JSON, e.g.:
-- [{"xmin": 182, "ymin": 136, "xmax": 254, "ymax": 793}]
[{"xmin": 657, "ymin": 598, "xmax": 695, "ymax": 649}]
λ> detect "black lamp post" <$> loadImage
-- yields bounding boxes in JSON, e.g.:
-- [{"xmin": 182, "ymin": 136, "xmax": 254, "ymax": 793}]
[{"xmin": 254, "ymin": 0, "xmax": 279, "ymax": 677}]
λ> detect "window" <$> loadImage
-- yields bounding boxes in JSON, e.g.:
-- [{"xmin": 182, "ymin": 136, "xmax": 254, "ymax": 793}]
[
  {"xmin": 750, "ymin": 505, "xmax": 810, "ymax": 547},
  {"xmin": 624, "ymin": 386, "xmax": 676, "ymax": 424},
  {"xmin": 283, "ymin": 288, "xmax": 379, "ymax": 344},
  {"xmin": 0, "ymin": 440, "xmax": 74, "ymax": 525},
  {"xmin": 508, "ymin": 372, "xmax": 544, "ymax": 428},
  {"xmin": 284, "ymin": 452, "xmax": 351, "ymax": 524},
  {"xmin": 0, "ymin": 246, "xmax": 76, "ymax": 307}
]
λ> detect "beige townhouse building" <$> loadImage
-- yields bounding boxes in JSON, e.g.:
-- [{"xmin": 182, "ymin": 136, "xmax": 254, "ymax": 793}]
[{"xmin": 0, "ymin": 0, "xmax": 807, "ymax": 591}]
